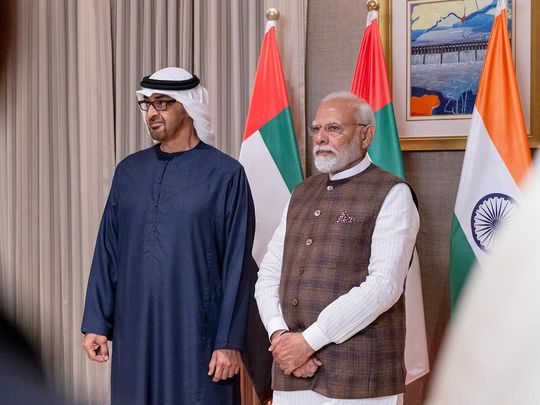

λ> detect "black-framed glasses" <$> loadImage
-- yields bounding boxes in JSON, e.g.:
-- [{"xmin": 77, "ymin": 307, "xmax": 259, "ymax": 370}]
[
  {"xmin": 309, "ymin": 122, "xmax": 368, "ymax": 137},
  {"xmin": 137, "ymin": 99, "xmax": 177, "ymax": 112}
]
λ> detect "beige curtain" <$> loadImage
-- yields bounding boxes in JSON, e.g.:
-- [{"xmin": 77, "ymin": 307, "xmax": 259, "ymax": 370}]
[
  {"xmin": 193, "ymin": 0, "xmax": 307, "ymax": 161},
  {"xmin": 193, "ymin": 0, "xmax": 263, "ymax": 157},
  {"xmin": 112, "ymin": 0, "xmax": 194, "ymax": 160},
  {"xmin": 0, "ymin": 0, "xmax": 115, "ymax": 403},
  {"xmin": 111, "ymin": 0, "xmax": 267, "ymax": 159},
  {"xmin": 0, "ymin": 0, "xmax": 307, "ymax": 404}
]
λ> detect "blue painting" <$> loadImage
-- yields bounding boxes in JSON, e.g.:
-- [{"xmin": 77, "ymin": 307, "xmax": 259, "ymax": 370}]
[{"xmin": 409, "ymin": 0, "xmax": 513, "ymax": 118}]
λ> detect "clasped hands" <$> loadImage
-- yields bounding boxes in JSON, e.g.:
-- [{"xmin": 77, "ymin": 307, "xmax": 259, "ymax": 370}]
[{"xmin": 270, "ymin": 330, "xmax": 322, "ymax": 378}]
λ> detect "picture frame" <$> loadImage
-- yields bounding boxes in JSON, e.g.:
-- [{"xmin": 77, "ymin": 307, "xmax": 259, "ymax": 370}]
[{"xmin": 377, "ymin": 0, "xmax": 539, "ymax": 150}]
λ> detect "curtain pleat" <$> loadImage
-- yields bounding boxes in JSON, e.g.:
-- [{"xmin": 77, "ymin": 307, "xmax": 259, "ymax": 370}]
[
  {"xmin": 0, "ymin": 1, "xmax": 115, "ymax": 403},
  {"xmin": 112, "ymin": 0, "xmax": 193, "ymax": 161},
  {"xmin": 193, "ymin": 0, "xmax": 264, "ymax": 157}
]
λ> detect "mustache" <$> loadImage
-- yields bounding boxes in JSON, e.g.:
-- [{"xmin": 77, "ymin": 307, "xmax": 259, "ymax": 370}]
[
  {"xmin": 148, "ymin": 116, "xmax": 165, "ymax": 126},
  {"xmin": 313, "ymin": 145, "xmax": 337, "ymax": 156}
]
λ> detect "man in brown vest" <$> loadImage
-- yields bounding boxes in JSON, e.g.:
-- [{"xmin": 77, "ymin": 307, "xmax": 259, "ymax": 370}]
[{"xmin": 255, "ymin": 91, "xmax": 419, "ymax": 404}]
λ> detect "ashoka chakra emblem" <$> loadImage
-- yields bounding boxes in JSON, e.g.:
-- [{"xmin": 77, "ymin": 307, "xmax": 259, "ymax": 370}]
[{"xmin": 470, "ymin": 193, "xmax": 516, "ymax": 253}]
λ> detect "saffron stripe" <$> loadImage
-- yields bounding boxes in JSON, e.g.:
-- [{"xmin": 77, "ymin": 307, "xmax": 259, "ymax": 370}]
[{"xmin": 475, "ymin": 10, "xmax": 531, "ymax": 185}]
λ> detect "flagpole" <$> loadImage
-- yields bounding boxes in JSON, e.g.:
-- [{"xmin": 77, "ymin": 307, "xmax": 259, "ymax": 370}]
[
  {"xmin": 352, "ymin": 0, "xmax": 430, "ymax": 387},
  {"xmin": 365, "ymin": 0, "xmax": 380, "ymax": 26},
  {"xmin": 366, "ymin": 0, "xmax": 379, "ymax": 11},
  {"xmin": 243, "ymin": 10, "xmax": 288, "ymax": 404},
  {"xmin": 266, "ymin": 7, "xmax": 280, "ymax": 21}
]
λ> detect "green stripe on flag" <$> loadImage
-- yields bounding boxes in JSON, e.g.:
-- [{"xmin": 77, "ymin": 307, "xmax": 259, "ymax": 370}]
[
  {"xmin": 259, "ymin": 106, "xmax": 303, "ymax": 192},
  {"xmin": 449, "ymin": 215, "xmax": 477, "ymax": 310},
  {"xmin": 370, "ymin": 103, "xmax": 405, "ymax": 179}
]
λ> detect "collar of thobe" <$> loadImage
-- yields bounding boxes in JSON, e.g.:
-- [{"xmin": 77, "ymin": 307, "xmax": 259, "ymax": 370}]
[{"xmin": 153, "ymin": 141, "xmax": 206, "ymax": 161}]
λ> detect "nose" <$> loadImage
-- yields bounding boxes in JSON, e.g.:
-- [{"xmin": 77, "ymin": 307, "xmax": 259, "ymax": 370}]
[
  {"xmin": 146, "ymin": 103, "xmax": 160, "ymax": 119},
  {"xmin": 313, "ymin": 130, "xmax": 328, "ymax": 145}
]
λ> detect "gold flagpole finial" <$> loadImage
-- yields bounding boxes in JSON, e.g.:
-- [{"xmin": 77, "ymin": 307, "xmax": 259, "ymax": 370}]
[
  {"xmin": 366, "ymin": 0, "xmax": 379, "ymax": 11},
  {"xmin": 266, "ymin": 8, "xmax": 280, "ymax": 21}
]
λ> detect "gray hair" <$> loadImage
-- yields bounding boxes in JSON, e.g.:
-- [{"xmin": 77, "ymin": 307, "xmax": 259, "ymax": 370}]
[{"xmin": 320, "ymin": 91, "xmax": 375, "ymax": 126}]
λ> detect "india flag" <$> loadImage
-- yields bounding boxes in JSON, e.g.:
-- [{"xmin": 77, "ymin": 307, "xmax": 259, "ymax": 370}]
[
  {"xmin": 450, "ymin": 0, "xmax": 531, "ymax": 308},
  {"xmin": 239, "ymin": 20, "xmax": 303, "ymax": 265},
  {"xmin": 351, "ymin": 8, "xmax": 429, "ymax": 384}
]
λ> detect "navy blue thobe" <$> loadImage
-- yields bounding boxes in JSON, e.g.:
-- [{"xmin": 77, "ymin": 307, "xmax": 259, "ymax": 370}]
[{"xmin": 81, "ymin": 142, "xmax": 256, "ymax": 404}]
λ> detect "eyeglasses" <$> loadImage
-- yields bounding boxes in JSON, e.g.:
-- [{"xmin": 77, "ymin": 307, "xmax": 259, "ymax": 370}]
[
  {"xmin": 309, "ymin": 122, "xmax": 368, "ymax": 137},
  {"xmin": 137, "ymin": 98, "xmax": 177, "ymax": 112}
]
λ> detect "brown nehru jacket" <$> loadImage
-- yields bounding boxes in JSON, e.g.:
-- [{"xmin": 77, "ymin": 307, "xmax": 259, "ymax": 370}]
[{"xmin": 273, "ymin": 164, "xmax": 408, "ymax": 399}]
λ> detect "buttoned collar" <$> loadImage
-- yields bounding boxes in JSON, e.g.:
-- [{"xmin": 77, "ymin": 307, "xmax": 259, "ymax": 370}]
[{"xmin": 328, "ymin": 154, "xmax": 371, "ymax": 181}]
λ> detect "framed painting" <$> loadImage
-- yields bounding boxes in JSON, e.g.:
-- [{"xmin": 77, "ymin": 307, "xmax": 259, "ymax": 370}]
[
  {"xmin": 377, "ymin": 0, "xmax": 539, "ymax": 150},
  {"xmin": 408, "ymin": 0, "xmax": 514, "ymax": 119}
]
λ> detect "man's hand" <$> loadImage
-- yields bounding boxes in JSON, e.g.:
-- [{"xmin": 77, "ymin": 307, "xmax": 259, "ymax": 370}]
[
  {"xmin": 292, "ymin": 356, "xmax": 323, "ymax": 378},
  {"xmin": 269, "ymin": 332, "xmax": 315, "ymax": 375},
  {"xmin": 208, "ymin": 349, "xmax": 241, "ymax": 382},
  {"xmin": 270, "ymin": 329, "xmax": 288, "ymax": 343},
  {"xmin": 82, "ymin": 333, "xmax": 109, "ymax": 362}
]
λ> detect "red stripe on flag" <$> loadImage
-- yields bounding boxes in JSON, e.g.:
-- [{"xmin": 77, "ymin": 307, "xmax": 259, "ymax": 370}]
[
  {"xmin": 351, "ymin": 18, "xmax": 392, "ymax": 112},
  {"xmin": 243, "ymin": 26, "xmax": 290, "ymax": 141}
]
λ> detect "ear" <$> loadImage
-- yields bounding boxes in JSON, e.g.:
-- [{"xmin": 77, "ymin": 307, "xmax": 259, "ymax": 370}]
[{"xmin": 362, "ymin": 125, "xmax": 375, "ymax": 149}]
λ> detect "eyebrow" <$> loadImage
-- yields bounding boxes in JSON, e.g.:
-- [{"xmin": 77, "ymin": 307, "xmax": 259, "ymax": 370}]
[
  {"xmin": 143, "ymin": 95, "xmax": 174, "ymax": 100},
  {"xmin": 311, "ymin": 120, "xmax": 340, "ymax": 125}
]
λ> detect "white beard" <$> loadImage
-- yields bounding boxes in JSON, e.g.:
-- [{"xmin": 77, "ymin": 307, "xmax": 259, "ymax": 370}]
[{"xmin": 313, "ymin": 136, "xmax": 361, "ymax": 173}]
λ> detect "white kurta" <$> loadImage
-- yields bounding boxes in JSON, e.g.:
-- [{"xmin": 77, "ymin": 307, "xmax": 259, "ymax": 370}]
[{"xmin": 255, "ymin": 157, "xmax": 419, "ymax": 405}]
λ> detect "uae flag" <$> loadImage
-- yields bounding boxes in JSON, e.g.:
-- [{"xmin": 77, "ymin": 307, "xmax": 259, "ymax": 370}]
[
  {"xmin": 239, "ymin": 19, "xmax": 303, "ymax": 405},
  {"xmin": 450, "ymin": 0, "xmax": 531, "ymax": 308},
  {"xmin": 351, "ymin": 9, "xmax": 429, "ymax": 384},
  {"xmin": 239, "ymin": 20, "xmax": 303, "ymax": 265}
]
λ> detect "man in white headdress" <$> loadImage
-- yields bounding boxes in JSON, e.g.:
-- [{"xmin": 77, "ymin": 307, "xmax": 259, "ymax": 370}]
[{"xmin": 81, "ymin": 67, "xmax": 256, "ymax": 405}]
